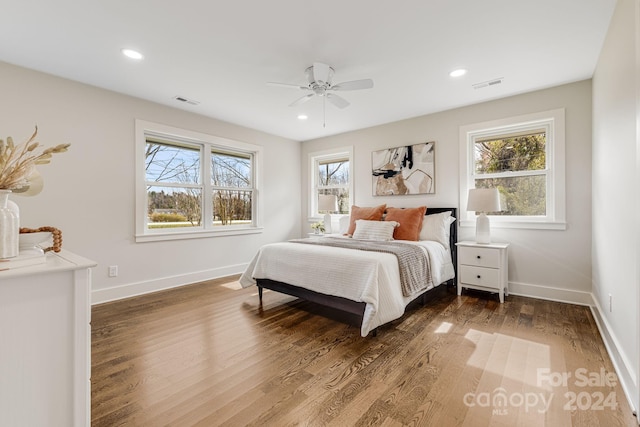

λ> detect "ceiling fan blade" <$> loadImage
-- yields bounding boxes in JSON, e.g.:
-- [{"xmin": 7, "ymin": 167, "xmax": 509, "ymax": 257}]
[
  {"xmin": 313, "ymin": 62, "xmax": 332, "ymax": 84},
  {"xmin": 331, "ymin": 78, "xmax": 374, "ymax": 91},
  {"xmin": 326, "ymin": 93, "xmax": 350, "ymax": 109},
  {"xmin": 289, "ymin": 93, "xmax": 314, "ymax": 107},
  {"xmin": 267, "ymin": 82, "xmax": 310, "ymax": 90}
]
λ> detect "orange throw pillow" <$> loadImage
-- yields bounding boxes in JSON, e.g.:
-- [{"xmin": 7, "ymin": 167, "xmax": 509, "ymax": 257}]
[
  {"xmin": 385, "ymin": 206, "xmax": 427, "ymax": 241},
  {"xmin": 346, "ymin": 204, "xmax": 387, "ymax": 236}
]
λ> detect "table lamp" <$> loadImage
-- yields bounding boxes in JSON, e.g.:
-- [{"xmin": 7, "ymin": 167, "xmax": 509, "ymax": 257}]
[
  {"xmin": 318, "ymin": 194, "xmax": 338, "ymax": 234},
  {"xmin": 467, "ymin": 188, "xmax": 501, "ymax": 244}
]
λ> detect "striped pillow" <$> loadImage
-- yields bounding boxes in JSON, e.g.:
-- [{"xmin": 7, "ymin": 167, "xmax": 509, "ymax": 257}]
[{"xmin": 352, "ymin": 220, "xmax": 399, "ymax": 241}]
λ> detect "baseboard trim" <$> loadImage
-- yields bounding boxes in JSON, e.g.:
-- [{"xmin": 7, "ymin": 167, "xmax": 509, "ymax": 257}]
[
  {"xmin": 589, "ymin": 298, "xmax": 638, "ymax": 416},
  {"xmin": 91, "ymin": 263, "xmax": 248, "ymax": 305},
  {"xmin": 509, "ymin": 281, "xmax": 638, "ymax": 416},
  {"xmin": 507, "ymin": 280, "xmax": 593, "ymax": 306}
]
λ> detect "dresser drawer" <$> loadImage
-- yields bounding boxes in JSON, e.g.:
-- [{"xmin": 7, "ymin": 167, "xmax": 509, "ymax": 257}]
[
  {"xmin": 460, "ymin": 265, "xmax": 501, "ymax": 290},
  {"xmin": 459, "ymin": 246, "xmax": 501, "ymax": 268}
]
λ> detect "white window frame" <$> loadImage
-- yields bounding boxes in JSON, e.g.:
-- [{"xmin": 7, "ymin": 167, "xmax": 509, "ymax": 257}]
[
  {"xmin": 135, "ymin": 120, "xmax": 263, "ymax": 242},
  {"xmin": 459, "ymin": 109, "xmax": 566, "ymax": 230},
  {"xmin": 309, "ymin": 146, "xmax": 354, "ymax": 221}
]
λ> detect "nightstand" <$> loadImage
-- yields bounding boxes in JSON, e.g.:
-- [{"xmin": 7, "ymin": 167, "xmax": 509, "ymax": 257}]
[{"xmin": 456, "ymin": 241, "xmax": 510, "ymax": 303}]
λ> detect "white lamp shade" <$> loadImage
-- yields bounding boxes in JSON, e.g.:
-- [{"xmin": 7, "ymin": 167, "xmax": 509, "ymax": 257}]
[
  {"xmin": 467, "ymin": 188, "xmax": 501, "ymax": 213},
  {"xmin": 318, "ymin": 194, "xmax": 338, "ymax": 212}
]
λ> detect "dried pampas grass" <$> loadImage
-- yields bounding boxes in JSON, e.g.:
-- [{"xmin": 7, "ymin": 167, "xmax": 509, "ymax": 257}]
[{"xmin": 0, "ymin": 126, "xmax": 70, "ymax": 193}]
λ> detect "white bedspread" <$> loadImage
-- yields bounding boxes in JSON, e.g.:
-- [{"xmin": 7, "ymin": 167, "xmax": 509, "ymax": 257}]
[{"xmin": 239, "ymin": 238, "xmax": 454, "ymax": 336}]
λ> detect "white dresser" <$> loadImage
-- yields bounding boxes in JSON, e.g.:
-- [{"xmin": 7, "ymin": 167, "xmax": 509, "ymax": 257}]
[
  {"xmin": 0, "ymin": 250, "xmax": 96, "ymax": 427},
  {"xmin": 456, "ymin": 241, "xmax": 509, "ymax": 303}
]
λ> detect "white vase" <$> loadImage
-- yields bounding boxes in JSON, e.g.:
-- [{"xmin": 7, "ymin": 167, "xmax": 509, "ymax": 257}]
[{"xmin": 0, "ymin": 190, "xmax": 19, "ymax": 258}]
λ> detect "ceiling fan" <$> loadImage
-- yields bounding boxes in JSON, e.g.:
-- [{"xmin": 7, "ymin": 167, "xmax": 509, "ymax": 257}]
[{"xmin": 268, "ymin": 62, "xmax": 374, "ymax": 109}]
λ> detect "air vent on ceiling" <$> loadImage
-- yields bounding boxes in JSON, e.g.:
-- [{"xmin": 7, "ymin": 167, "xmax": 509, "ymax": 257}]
[
  {"xmin": 472, "ymin": 77, "xmax": 504, "ymax": 90},
  {"xmin": 173, "ymin": 95, "xmax": 200, "ymax": 105}
]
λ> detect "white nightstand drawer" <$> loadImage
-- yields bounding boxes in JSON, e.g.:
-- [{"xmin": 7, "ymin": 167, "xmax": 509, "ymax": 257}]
[
  {"xmin": 457, "ymin": 241, "xmax": 509, "ymax": 303},
  {"xmin": 460, "ymin": 265, "xmax": 501, "ymax": 290},
  {"xmin": 459, "ymin": 246, "xmax": 501, "ymax": 268}
]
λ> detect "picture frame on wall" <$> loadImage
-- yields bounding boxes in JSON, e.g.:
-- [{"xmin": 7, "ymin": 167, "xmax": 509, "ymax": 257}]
[{"xmin": 372, "ymin": 141, "xmax": 435, "ymax": 195}]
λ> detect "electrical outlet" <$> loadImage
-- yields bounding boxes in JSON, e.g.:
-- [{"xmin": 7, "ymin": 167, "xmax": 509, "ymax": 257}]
[
  {"xmin": 609, "ymin": 293, "xmax": 612, "ymax": 312},
  {"xmin": 108, "ymin": 265, "xmax": 118, "ymax": 277}
]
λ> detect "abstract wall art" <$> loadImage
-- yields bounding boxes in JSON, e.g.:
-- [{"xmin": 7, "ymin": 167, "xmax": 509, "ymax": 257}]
[{"xmin": 372, "ymin": 141, "xmax": 435, "ymax": 195}]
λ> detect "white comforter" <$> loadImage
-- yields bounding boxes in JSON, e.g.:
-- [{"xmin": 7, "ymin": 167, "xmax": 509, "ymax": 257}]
[{"xmin": 239, "ymin": 237, "xmax": 455, "ymax": 336}]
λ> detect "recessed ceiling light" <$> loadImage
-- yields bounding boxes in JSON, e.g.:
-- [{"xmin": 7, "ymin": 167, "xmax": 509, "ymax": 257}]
[
  {"xmin": 449, "ymin": 68, "xmax": 467, "ymax": 77},
  {"xmin": 297, "ymin": 114, "xmax": 308, "ymax": 120},
  {"xmin": 121, "ymin": 48, "xmax": 144, "ymax": 60}
]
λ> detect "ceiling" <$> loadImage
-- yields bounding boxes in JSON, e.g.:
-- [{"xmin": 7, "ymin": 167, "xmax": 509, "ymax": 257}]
[{"xmin": 0, "ymin": 0, "xmax": 616, "ymax": 141}]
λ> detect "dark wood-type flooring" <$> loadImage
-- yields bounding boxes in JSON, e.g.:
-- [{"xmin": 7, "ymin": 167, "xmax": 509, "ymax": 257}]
[{"xmin": 92, "ymin": 276, "xmax": 637, "ymax": 426}]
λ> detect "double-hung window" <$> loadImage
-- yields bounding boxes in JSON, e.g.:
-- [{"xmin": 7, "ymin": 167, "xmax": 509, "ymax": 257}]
[
  {"xmin": 136, "ymin": 120, "xmax": 262, "ymax": 241},
  {"xmin": 309, "ymin": 147, "xmax": 353, "ymax": 219},
  {"xmin": 211, "ymin": 149, "xmax": 253, "ymax": 226},
  {"xmin": 459, "ymin": 109, "xmax": 566, "ymax": 230},
  {"xmin": 145, "ymin": 139, "xmax": 203, "ymax": 227}
]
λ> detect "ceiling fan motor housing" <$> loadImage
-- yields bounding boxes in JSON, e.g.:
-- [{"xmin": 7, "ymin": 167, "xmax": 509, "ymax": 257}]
[{"xmin": 305, "ymin": 65, "xmax": 334, "ymax": 95}]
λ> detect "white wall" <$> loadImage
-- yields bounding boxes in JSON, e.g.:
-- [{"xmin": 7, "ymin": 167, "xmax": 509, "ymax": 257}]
[
  {"xmin": 592, "ymin": 0, "xmax": 639, "ymax": 412},
  {"xmin": 302, "ymin": 80, "xmax": 593, "ymax": 304},
  {"xmin": 0, "ymin": 61, "xmax": 302, "ymax": 303}
]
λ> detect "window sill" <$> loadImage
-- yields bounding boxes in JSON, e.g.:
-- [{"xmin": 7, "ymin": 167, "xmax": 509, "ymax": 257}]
[
  {"xmin": 135, "ymin": 226, "xmax": 264, "ymax": 243},
  {"xmin": 307, "ymin": 214, "xmax": 348, "ymax": 222},
  {"xmin": 459, "ymin": 219, "xmax": 567, "ymax": 231}
]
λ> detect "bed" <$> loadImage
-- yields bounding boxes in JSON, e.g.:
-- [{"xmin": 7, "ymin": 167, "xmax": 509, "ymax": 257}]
[{"xmin": 239, "ymin": 207, "xmax": 457, "ymax": 336}]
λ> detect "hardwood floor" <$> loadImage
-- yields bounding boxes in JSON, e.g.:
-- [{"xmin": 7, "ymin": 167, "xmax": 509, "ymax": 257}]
[{"xmin": 92, "ymin": 276, "xmax": 637, "ymax": 426}]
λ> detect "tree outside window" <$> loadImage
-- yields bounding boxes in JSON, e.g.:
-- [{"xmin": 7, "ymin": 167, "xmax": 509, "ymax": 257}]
[
  {"xmin": 473, "ymin": 132, "xmax": 547, "ymax": 216},
  {"xmin": 317, "ymin": 158, "xmax": 350, "ymax": 214},
  {"xmin": 309, "ymin": 147, "xmax": 353, "ymax": 224},
  {"xmin": 144, "ymin": 140, "xmax": 254, "ymax": 230},
  {"xmin": 146, "ymin": 141, "xmax": 202, "ymax": 229},
  {"xmin": 211, "ymin": 151, "xmax": 253, "ymax": 225}
]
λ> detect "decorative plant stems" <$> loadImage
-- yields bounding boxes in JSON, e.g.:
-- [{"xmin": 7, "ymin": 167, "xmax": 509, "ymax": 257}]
[{"xmin": 0, "ymin": 126, "xmax": 70, "ymax": 192}]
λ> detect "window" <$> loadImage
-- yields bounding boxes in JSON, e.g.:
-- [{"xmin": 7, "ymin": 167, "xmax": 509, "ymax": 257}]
[
  {"xmin": 473, "ymin": 130, "xmax": 547, "ymax": 216},
  {"xmin": 309, "ymin": 147, "xmax": 353, "ymax": 218},
  {"xmin": 145, "ymin": 140, "xmax": 203, "ymax": 228},
  {"xmin": 136, "ymin": 120, "xmax": 262, "ymax": 242},
  {"xmin": 211, "ymin": 150, "xmax": 253, "ymax": 226},
  {"xmin": 459, "ymin": 109, "xmax": 566, "ymax": 230}
]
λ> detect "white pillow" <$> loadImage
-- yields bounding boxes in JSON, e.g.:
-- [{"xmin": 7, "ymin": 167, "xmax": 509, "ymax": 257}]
[
  {"xmin": 352, "ymin": 219, "xmax": 398, "ymax": 241},
  {"xmin": 419, "ymin": 211, "xmax": 456, "ymax": 248}
]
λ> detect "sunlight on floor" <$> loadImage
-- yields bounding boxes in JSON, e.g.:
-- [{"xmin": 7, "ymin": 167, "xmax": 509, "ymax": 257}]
[
  {"xmin": 464, "ymin": 329, "xmax": 551, "ymax": 389},
  {"xmin": 221, "ymin": 281, "xmax": 243, "ymax": 290},
  {"xmin": 435, "ymin": 321, "xmax": 453, "ymax": 333}
]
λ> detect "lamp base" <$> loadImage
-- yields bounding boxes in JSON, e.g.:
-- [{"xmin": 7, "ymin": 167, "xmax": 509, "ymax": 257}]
[
  {"xmin": 475, "ymin": 213, "xmax": 491, "ymax": 244},
  {"xmin": 323, "ymin": 213, "xmax": 332, "ymax": 234}
]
